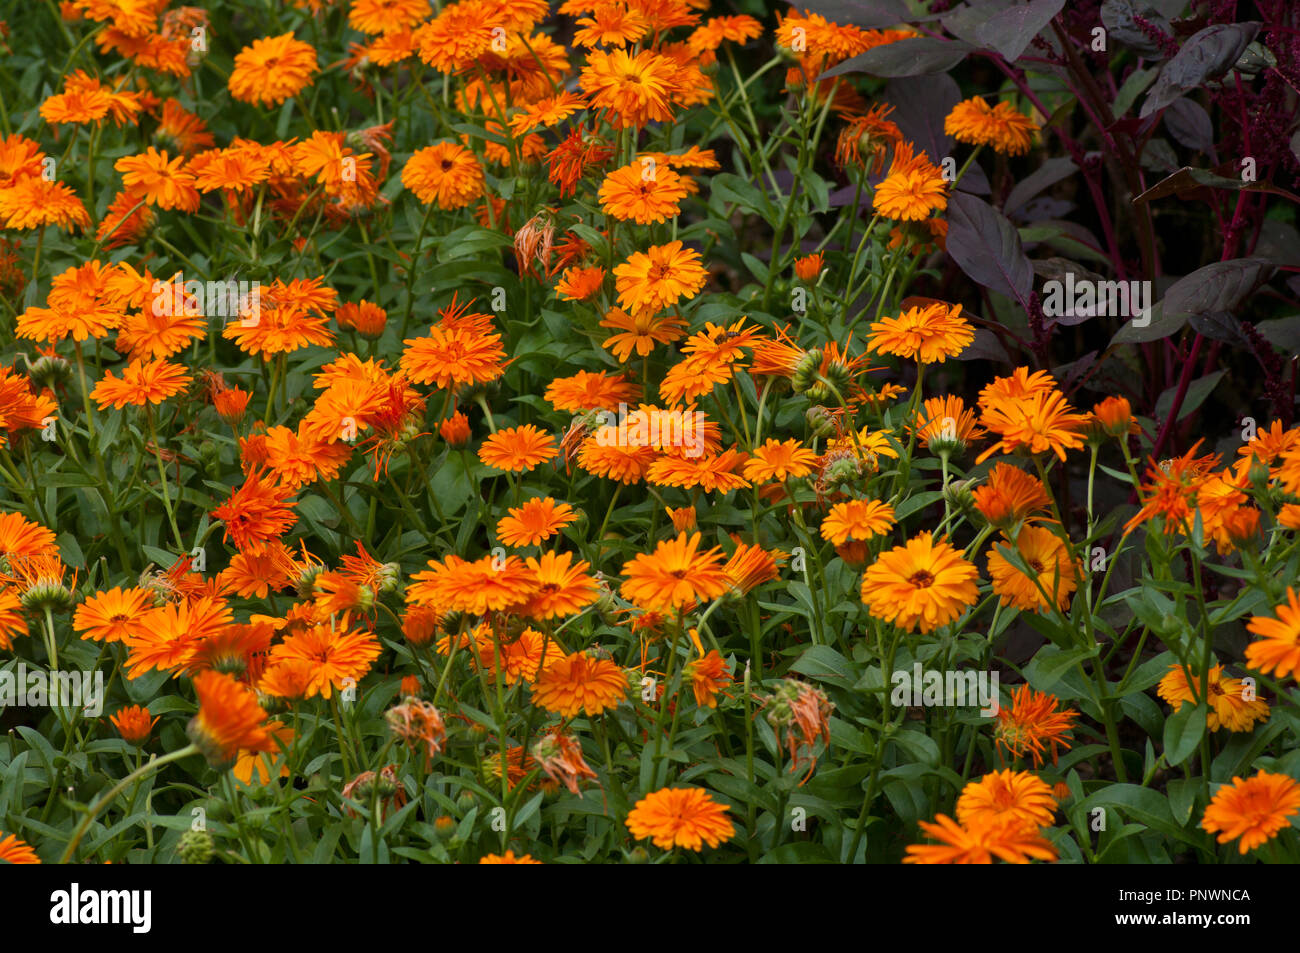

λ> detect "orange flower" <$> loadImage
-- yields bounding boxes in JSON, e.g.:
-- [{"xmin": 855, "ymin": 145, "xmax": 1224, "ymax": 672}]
[
  {"xmin": 945, "ymin": 97, "xmax": 1038, "ymax": 156},
  {"xmin": 90, "ymin": 358, "xmax": 191, "ymax": 409},
  {"xmin": 523, "ymin": 551, "xmax": 599, "ymax": 619},
  {"xmin": 479, "ymin": 424, "xmax": 557, "ymax": 473},
  {"xmin": 401, "ymin": 323, "xmax": 506, "ymax": 389},
  {"xmin": 867, "ymin": 302, "xmax": 973, "ymax": 364},
  {"xmin": 626, "ymin": 787, "xmax": 734, "ymax": 851},
  {"xmin": 73, "ymin": 586, "xmax": 155, "ymax": 644},
  {"xmin": 1246, "ymin": 587, "xmax": 1300, "ymax": 680},
  {"xmin": 613, "ymin": 241, "xmax": 709, "ymax": 313},
  {"xmin": 861, "ymin": 532, "xmax": 979, "ymax": 633},
  {"xmin": 872, "ymin": 141, "xmax": 948, "ymax": 221},
  {"xmin": 0, "ymin": 832, "xmax": 40, "ymax": 864},
  {"xmin": 186, "ymin": 670, "xmax": 276, "ymax": 768},
  {"xmin": 110, "ymin": 705, "xmax": 159, "ymax": 745},
  {"xmin": 972, "ymin": 463, "xmax": 1051, "ymax": 532},
  {"xmin": 211, "ymin": 471, "xmax": 297, "ymax": 552},
  {"xmin": 228, "ymin": 33, "xmax": 318, "ymax": 106},
  {"xmin": 1201, "ymin": 771, "xmax": 1300, "ymax": 855},
  {"xmin": 956, "ymin": 770, "xmax": 1057, "ymax": 833},
  {"xmin": 904, "ymin": 813, "xmax": 1057, "ymax": 864},
  {"xmin": 821, "ymin": 499, "xmax": 895, "ymax": 545},
  {"xmin": 599, "ymin": 307, "xmax": 687, "ymax": 361},
  {"xmin": 407, "ymin": 553, "xmax": 539, "ymax": 615},
  {"xmin": 265, "ymin": 624, "xmax": 381, "ymax": 699},
  {"xmin": 995, "ymin": 685, "xmax": 1077, "ymax": 767},
  {"xmin": 115, "ymin": 147, "xmax": 199, "ymax": 212},
  {"xmin": 684, "ymin": 649, "xmax": 730, "ymax": 708},
  {"xmin": 1157, "ymin": 664, "xmax": 1270, "ymax": 733},
  {"xmin": 531, "ymin": 650, "xmax": 627, "ymax": 718},
  {"xmin": 0, "ymin": 177, "xmax": 91, "ymax": 230},
  {"xmin": 1122, "ymin": 440, "xmax": 1220, "ymax": 535},
  {"xmin": 479, "ymin": 850, "xmax": 542, "ymax": 864},
  {"xmin": 402, "ymin": 142, "xmax": 485, "ymax": 209},
  {"xmin": 439, "ymin": 410, "xmax": 472, "ymax": 445},
  {"xmin": 743, "ymin": 438, "xmax": 817, "ymax": 483},
  {"xmin": 793, "ymin": 252, "xmax": 825, "ymax": 282},
  {"xmin": 555, "ymin": 265, "xmax": 606, "ymax": 302},
  {"xmin": 620, "ymin": 531, "xmax": 731, "ymax": 611},
  {"xmin": 497, "ymin": 496, "xmax": 577, "ymax": 547},
  {"xmin": 986, "ymin": 526, "xmax": 1079, "ymax": 613},
  {"xmin": 545, "ymin": 369, "xmax": 638, "ymax": 412},
  {"xmin": 580, "ymin": 48, "xmax": 678, "ymax": 129},
  {"xmin": 599, "ymin": 160, "xmax": 688, "ymax": 224},
  {"xmin": 977, "ymin": 387, "xmax": 1089, "ymax": 465},
  {"xmin": 348, "ymin": 0, "xmax": 430, "ymax": 35}
]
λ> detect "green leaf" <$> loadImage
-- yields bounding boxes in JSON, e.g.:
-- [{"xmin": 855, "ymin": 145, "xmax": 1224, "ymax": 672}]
[{"xmin": 1162, "ymin": 701, "xmax": 1206, "ymax": 766}]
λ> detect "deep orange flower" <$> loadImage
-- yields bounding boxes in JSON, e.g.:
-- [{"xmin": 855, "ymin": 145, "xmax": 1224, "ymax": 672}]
[
  {"xmin": 496, "ymin": 497, "xmax": 577, "ymax": 547},
  {"xmin": 187, "ymin": 670, "xmax": 277, "ymax": 768},
  {"xmin": 0, "ymin": 177, "xmax": 91, "ymax": 230},
  {"xmin": 90, "ymin": 358, "xmax": 191, "ymax": 409},
  {"xmin": 995, "ymin": 684, "xmax": 1077, "ymax": 767},
  {"xmin": 904, "ymin": 813, "xmax": 1057, "ymax": 864},
  {"xmin": 115, "ymin": 147, "xmax": 199, "ymax": 211},
  {"xmin": 531, "ymin": 650, "xmax": 627, "ymax": 718},
  {"xmin": 1246, "ymin": 587, "xmax": 1300, "ymax": 680},
  {"xmin": 620, "ymin": 531, "xmax": 730, "ymax": 611},
  {"xmin": 956, "ymin": 770, "xmax": 1057, "ymax": 833},
  {"xmin": 821, "ymin": 499, "xmax": 895, "ymax": 545},
  {"xmin": 265, "ymin": 624, "xmax": 381, "ymax": 699},
  {"xmin": 523, "ymin": 551, "xmax": 599, "ymax": 619},
  {"xmin": 73, "ymin": 586, "xmax": 155, "ymax": 644},
  {"xmin": 211, "ymin": 471, "xmax": 297, "ymax": 552},
  {"xmin": 580, "ymin": 48, "xmax": 677, "ymax": 129},
  {"xmin": 861, "ymin": 532, "xmax": 978, "ymax": 633},
  {"xmin": 402, "ymin": 142, "xmax": 485, "ymax": 209},
  {"xmin": 867, "ymin": 302, "xmax": 973, "ymax": 364},
  {"xmin": 1201, "ymin": 772, "xmax": 1300, "ymax": 855},
  {"xmin": 599, "ymin": 160, "xmax": 688, "ymax": 224},
  {"xmin": 684, "ymin": 649, "xmax": 730, "ymax": 708},
  {"xmin": 479, "ymin": 424, "xmax": 557, "ymax": 473},
  {"xmin": 626, "ymin": 787, "xmax": 734, "ymax": 851},
  {"xmin": 110, "ymin": 705, "xmax": 159, "ymax": 745},
  {"xmin": 613, "ymin": 241, "xmax": 709, "ymax": 313},
  {"xmin": 407, "ymin": 553, "xmax": 539, "ymax": 615},
  {"xmin": 545, "ymin": 370, "xmax": 638, "ymax": 412},
  {"xmin": 0, "ymin": 833, "xmax": 40, "ymax": 864},
  {"xmin": 229, "ymin": 33, "xmax": 318, "ymax": 106}
]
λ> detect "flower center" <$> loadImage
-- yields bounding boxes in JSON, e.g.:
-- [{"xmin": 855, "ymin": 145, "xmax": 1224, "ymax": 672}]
[{"xmin": 908, "ymin": 570, "xmax": 934, "ymax": 588}]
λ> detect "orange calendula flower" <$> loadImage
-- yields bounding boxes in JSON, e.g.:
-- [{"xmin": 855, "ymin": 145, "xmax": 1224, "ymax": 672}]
[
  {"xmin": 555, "ymin": 264, "xmax": 606, "ymax": 302},
  {"xmin": 402, "ymin": 142, "xmax": 485, "ymax": 209},
  {"xmin": 995, "ymin": 685, "xmax": 1077, "ymax": 767},
  {"xmin": 861, "ymin": 532, "xmax": 978, "ymax": 633},
  {"xmin": 1246, "ymin": 587, "xmax": 1300, "ymax": 680},
  {"xmin": 348, "ymin": 0, "xmax": 430, "ymax": 35},
  {"xmin": 265, "ymin": 624, "xmax": 382, "ymax": 699},
  {"xmin": 972, "ymin": 463, "xmax": 1051, "ymax": 532},
  {"xmin": 599, "ymin": 307, "xmax": 687, "ymax": 361},
  {"xmin": 407, "ymin": 553, "xmax": 539, "ymax": 615},
  {"xmin": 956, "ymin": 770, "xmax": 1057, "ymax": 833},
  {"xmin": 977, "ymin": 386, "xmax": 1090, "ymax": 465},
  {"xmin": 688, "ymin": 14, "xmax": 762, "ymax": 53},
  {"xmin": 742, "ymin": 438, "xmax": 818, "ymax": 483},
  {"xmin": 0, "ymin": 177, "xmax": 92, "ymax": 230},
  {"xmin": 986, "ymin": 526, "xmax": 1079, "ymax": 613},
  {"xmin": 523, "ymin": 551, "xmax": 599, "ymax": 619},
  {"xmin": 915, "ymin": 394, "xmax": 984, "ymax": 456},
  {"xmin": 872, "ymin": 141, "xmax": 948, "ymax": 221},
  {"xmin": 479, "ymin": 850, "xmax": 542, "ymax": 864},
  {"xmin": 90, "ymin": 358, "xmax": 191, "ymax": 409},
  {"xmin": 530, "ymin": 650, "xmax": 627, "ymax": 718},
  {"xmin": 228, "ymin": 32, "xmax": 318, "ymax": 106},
  {"xmin": 904, "ymin": 813, "xmax": 1057, "ymax": 864},
  {"xmin": 115, "ymin": 147, "xmax": 199, "ymax": 212},
  {"xmin": 626, "ymin": 787, "xmax": 734, "ymax": 851},
  {"xmin": 110, "ymin": 705, "xmax": 159, "ymax": 745},
  {"xmin": 684, "ymin": 649, "xmax": 730, "ymax": 708},
  {"xmin": 1157, "ymin": 664, "xmax": 1270, "ymax": 733},
  {"xmin": 401, "ymin": 321, "xmax": 506, "ymax": 389},
  {"xmin": 613, "ymin": 241, "xmax": 709, "ymax": 314},
  {"xmin": 385, "ymin": 696, "xmax": 446, "ymax": 760},
  {"xmin": 73, "ymin": 586, "xmax": 155, "ymax": 644},
  {"xmin": 545, "ymin": 370, "xmax": 638, "ymax": 413},
  {"xmin": 186, "ymin": 670, "xmax": 276, "ymax": 769},
  {"xmin": 580, "ymin": 47, "xmax": 678, "ymax": 129},
  {"xmin": 620, "ymin": 531, "xmax": 731, "ymax": 611},
  {"xmin": 1201, "ymin": 771, "xmax": 1300, "ymax": 855},
  {"xmin": 598, "ymin": 160, "xmax": 688, "ymax": 224},
  {"xmin": 479, "ymin": 424, "xmax": 557, "ymax": 473},
  {"xmin": 211, "ymin": 470, "xmax": 297, "ymax": 552},
  {"xmin": 0, "ymin": 832, "xmax": 41, "ymax": 864},
  {"xmin": 944, "ymin": 97, "xmax": 1038, "ymax": 156},
  {"xmin": 1122, "ymin": 440, "xmax": 1220, "ymax": 534},
  {"xmin": 497, "ymin": 496, "xmax": 578, "ymax": 547},
  {"xmin": 439, "ymin": 411, "xmax": 472, "ymax": 445},
  {"xmin": 793, "ymin": 252, "xmax": 825, "ymax": 282},
  {"xmin": 821, "ymin": 499, "xmax": 895, "ymax": 545},
  {"xmin": 866, "ymin": 302, "xmax": 973, "ymax": 364}
]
